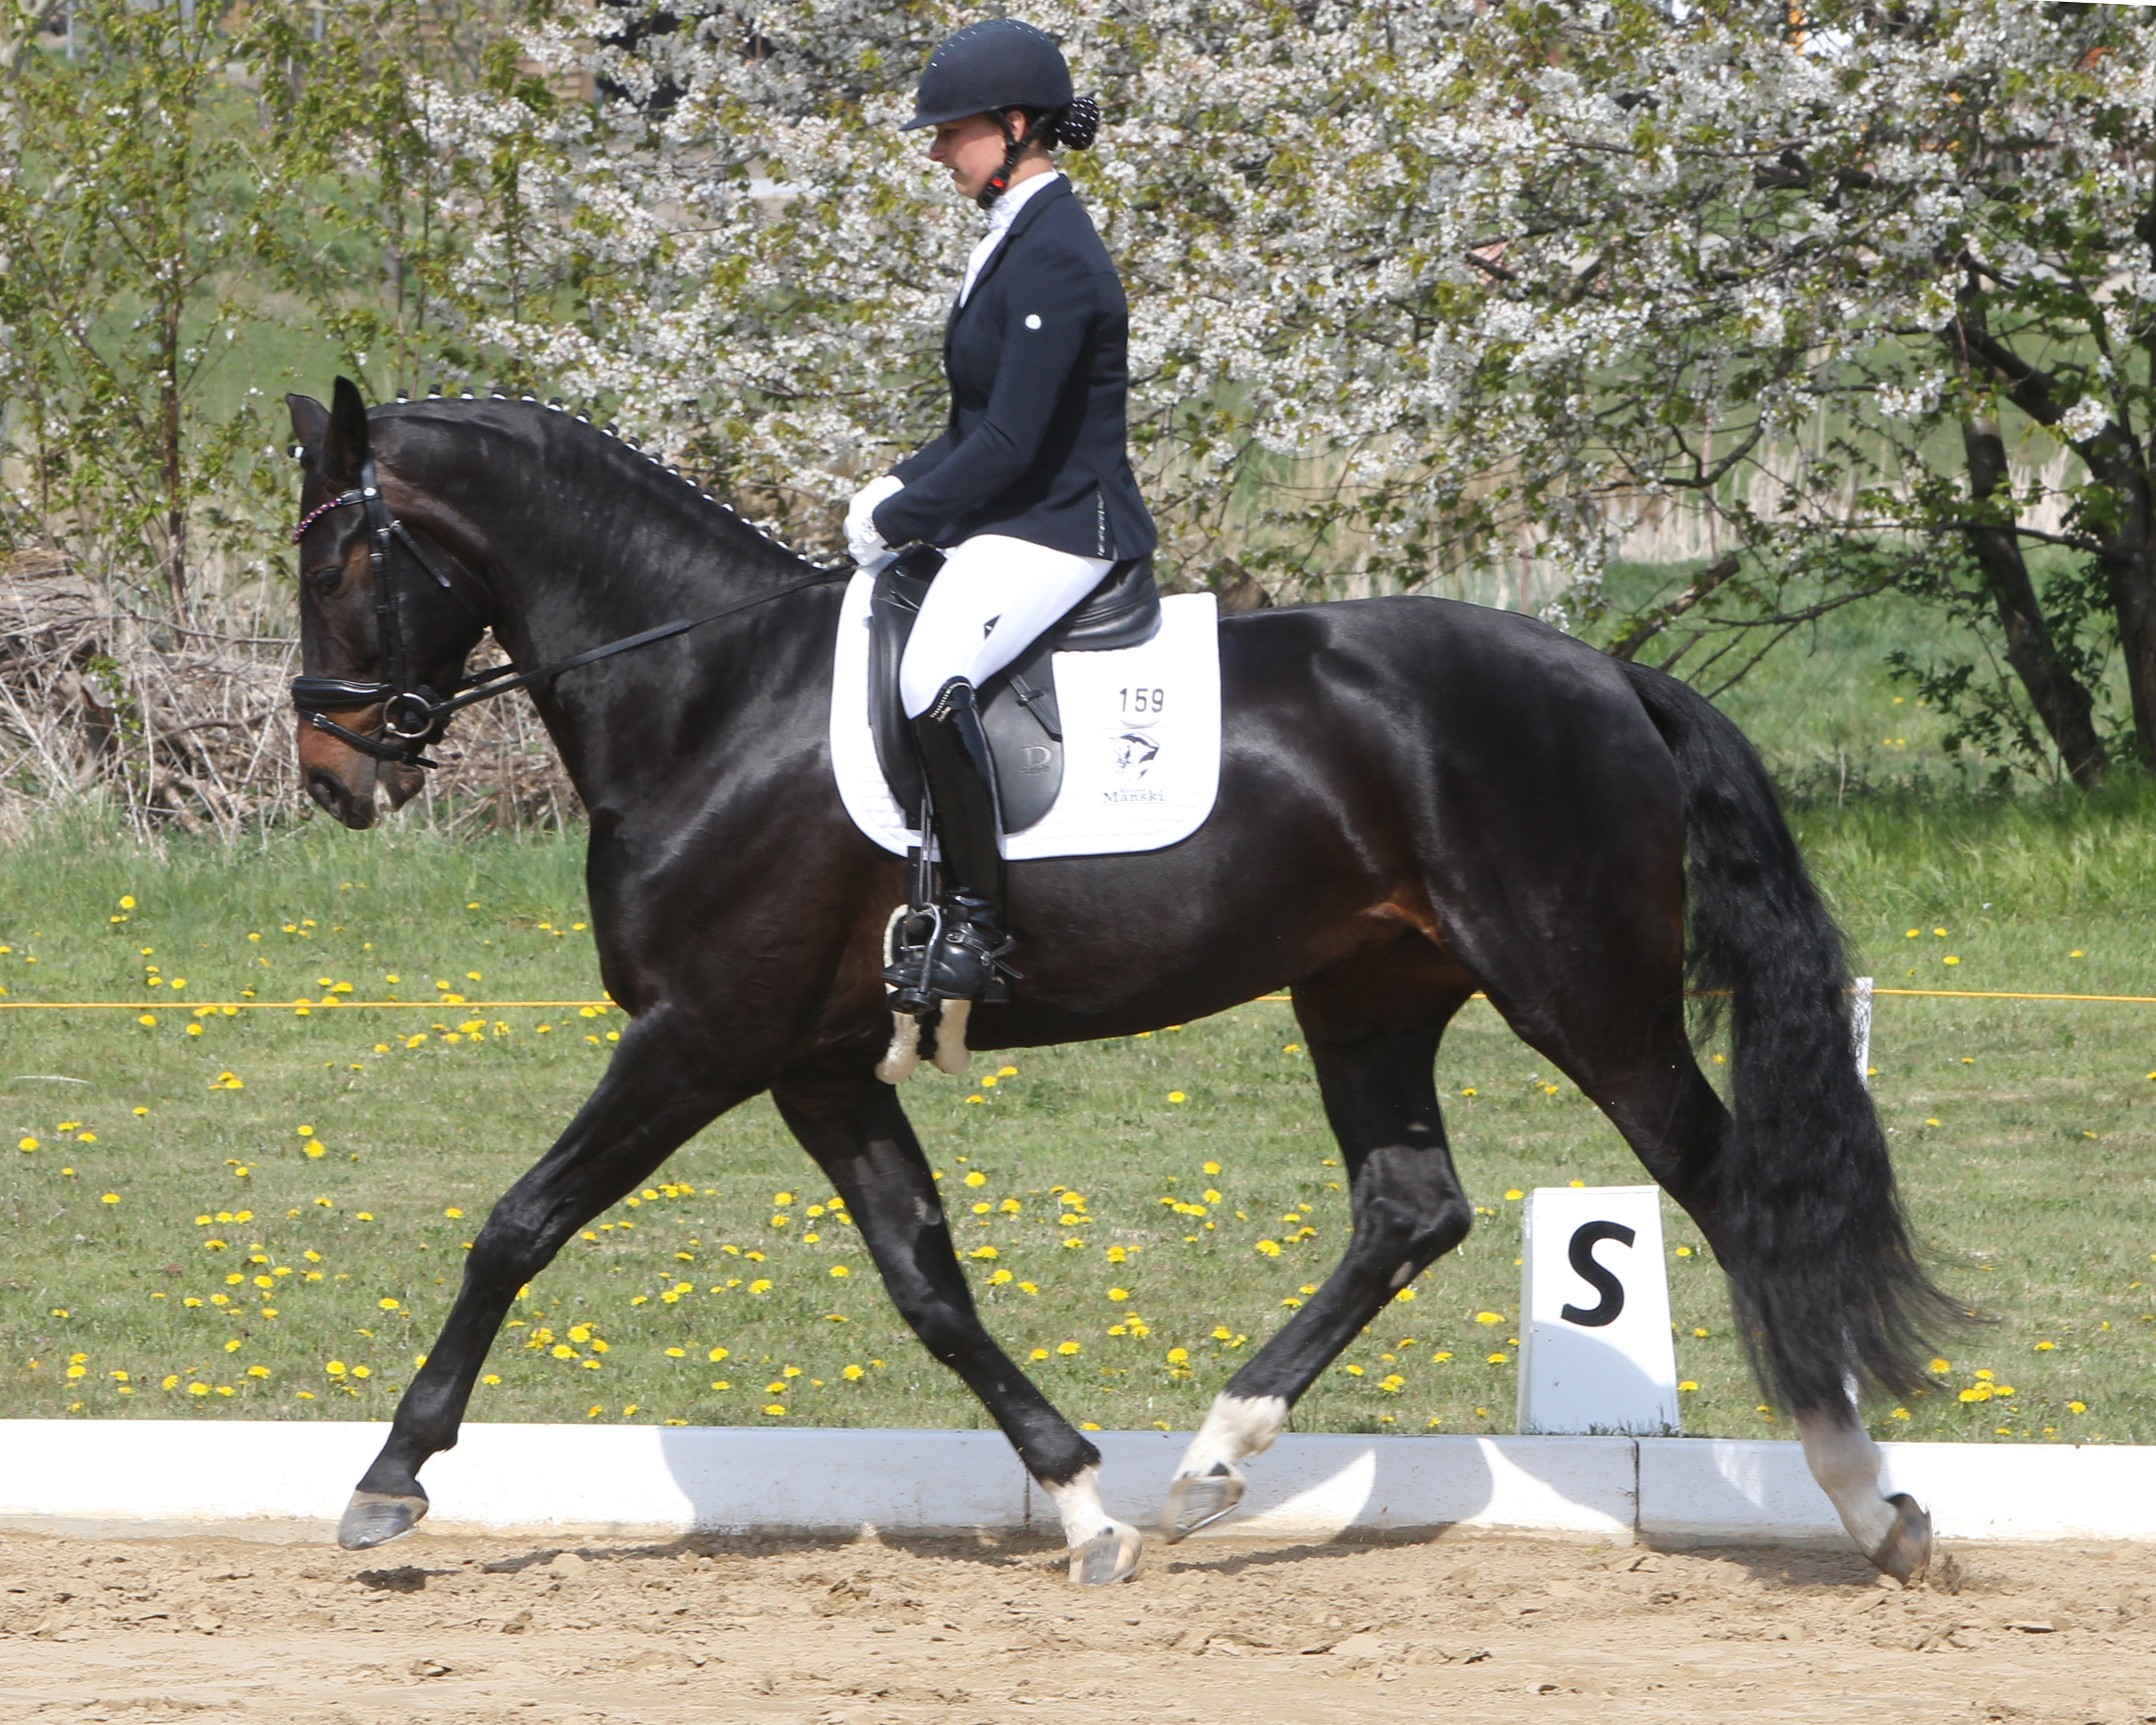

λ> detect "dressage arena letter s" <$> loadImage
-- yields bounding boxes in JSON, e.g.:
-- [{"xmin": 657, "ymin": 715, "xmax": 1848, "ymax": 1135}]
[
  {"xmin": 1518, "ymin": 1187, "xmax": 1681, "ymax": 1437},
  {"xmin": 1559, "ymin": 1220, "xmax": 1635, "ymax": 1328}
]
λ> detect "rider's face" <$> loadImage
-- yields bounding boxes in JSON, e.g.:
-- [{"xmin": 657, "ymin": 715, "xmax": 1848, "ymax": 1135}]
[{"xmin": 929, "ymin": 111, "xmax": 1036, "ymax": 202}]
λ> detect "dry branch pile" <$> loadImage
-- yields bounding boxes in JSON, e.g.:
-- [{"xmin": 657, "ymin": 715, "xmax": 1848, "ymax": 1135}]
[{"xmin": 0, "ymin": 551, "xmax": 579, "ymax": 837}]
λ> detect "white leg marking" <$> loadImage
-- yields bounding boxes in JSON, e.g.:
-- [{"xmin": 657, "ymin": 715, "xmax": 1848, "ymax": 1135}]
[
  {"xmin": 1040, "ymin": 1465, "xmax": 1117, "ymax": 1548},
  {"xmin": 1795, "ymin": 1405, "xmax": 1898, "ymax": 1553},
  {"xmin": 1175, "ymin": 1393, "xmax": 1290, "ymax": 1479},
  {"xmin": 931, "ymin": 999, "xmax": 972, "ymax": 1076},
  {"xmin": 1040, "ymin": 1464, "xmax": 1143, "ymax": 1583}
]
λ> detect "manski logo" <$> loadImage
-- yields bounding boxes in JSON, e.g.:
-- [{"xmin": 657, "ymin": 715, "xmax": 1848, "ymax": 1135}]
[{"xmin": 1113, "ymin": 732, "xmax": 1160, "ymax": 777}]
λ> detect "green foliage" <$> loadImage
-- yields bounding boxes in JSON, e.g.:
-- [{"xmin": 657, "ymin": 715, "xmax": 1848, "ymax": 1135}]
[
  {"xmin": 0, "ymin": 0, "xmax": 303, "ymax": 614},
  {"xmin": 0, "ymin": 0, "xmax": 538, "ymax": 617},
  {"xmin": 4, "ymin": 0, "xmax": 2152, "ymax": 812}
]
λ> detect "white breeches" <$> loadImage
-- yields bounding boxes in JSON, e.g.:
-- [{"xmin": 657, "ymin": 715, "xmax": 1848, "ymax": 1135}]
[{"xmin": 898, "ymin": 534, "xmax": 1113, "ymax": 719}]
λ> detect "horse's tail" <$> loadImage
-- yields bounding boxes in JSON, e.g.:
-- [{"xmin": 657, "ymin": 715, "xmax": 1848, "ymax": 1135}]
[{"xmin": 1616, "ymin": 658, "xmax": 1958, "ymax": 1412}]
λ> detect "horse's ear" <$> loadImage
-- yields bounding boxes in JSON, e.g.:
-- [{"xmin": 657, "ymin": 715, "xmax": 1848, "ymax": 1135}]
[
  {"xmin": 317, "ymin": 376, "xmax": 371, "ymax": 489},
  {"xmin": 287, "ymin": 393, "xmax": 328, "ymax": 461}
]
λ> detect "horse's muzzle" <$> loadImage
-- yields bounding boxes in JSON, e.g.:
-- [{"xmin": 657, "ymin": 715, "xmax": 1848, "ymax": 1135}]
[{"xmin": 295, "ymin": 713, "xmax": 380, "ymax": 830}]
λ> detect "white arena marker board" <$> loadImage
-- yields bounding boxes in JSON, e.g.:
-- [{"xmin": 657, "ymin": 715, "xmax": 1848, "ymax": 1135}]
[
  {"xmin": 1853, "ymin": 975, "xmax": 1873, "ymax": 1088},
  {"xmin": 1517, "ymin": 1185, "xmax": 1680, "ymax": 1437}
]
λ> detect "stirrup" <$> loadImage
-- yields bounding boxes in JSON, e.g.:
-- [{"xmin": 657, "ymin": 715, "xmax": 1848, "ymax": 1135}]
[{"xmin": 883, "ymin": 899, "xmax": 1019, "ymax": 1016}]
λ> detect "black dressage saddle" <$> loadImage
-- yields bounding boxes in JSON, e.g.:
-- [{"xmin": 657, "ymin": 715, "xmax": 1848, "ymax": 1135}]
[{"xmin": 868, "ymin": 547, "xmax": 1162, "ymax": 833}]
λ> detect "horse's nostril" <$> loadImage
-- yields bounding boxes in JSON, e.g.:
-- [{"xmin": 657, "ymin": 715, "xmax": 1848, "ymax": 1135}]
[{"xmin": 308, "ymin": 771, "xmax": 345, "ymax": 816}]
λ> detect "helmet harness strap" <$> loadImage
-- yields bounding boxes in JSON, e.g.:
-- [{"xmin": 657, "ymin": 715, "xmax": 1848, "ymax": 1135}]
[{"xmin": 978, "ymin": 108, "xmax": 1033, "ymax": 210}]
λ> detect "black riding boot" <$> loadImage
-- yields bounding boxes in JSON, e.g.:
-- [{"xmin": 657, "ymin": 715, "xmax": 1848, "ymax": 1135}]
[{"xmin": 884, "ymin": 676, "xmax": 1016, "ymax": 1013}]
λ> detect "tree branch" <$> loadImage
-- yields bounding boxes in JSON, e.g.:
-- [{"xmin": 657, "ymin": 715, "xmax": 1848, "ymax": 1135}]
[{"xmin": 1606, "ymin": 553, "xmax": 1740, "ymax": 661}]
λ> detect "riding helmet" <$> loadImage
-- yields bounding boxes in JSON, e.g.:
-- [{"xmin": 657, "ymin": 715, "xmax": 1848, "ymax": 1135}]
[{"xmin": 901, "ymin": 17, "xmax": 1075, "ymax": 131}]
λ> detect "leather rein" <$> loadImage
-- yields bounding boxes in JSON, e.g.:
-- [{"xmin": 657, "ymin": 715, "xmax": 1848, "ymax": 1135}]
[{"xmin": 288, "ymin": 460, "xmax": 849, "ymax": 769}]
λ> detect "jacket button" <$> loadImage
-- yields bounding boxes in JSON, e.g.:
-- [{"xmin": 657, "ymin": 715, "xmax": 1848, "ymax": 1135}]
[{"xmin": 1024, "ymin": 314, "xmax": 1042, "ymax": 329}]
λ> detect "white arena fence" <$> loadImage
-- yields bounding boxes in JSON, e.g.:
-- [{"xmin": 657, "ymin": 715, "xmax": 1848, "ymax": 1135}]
[{"xmin": 3, "ymin": 1421, "xmax": 2153, "ymax": 1550}]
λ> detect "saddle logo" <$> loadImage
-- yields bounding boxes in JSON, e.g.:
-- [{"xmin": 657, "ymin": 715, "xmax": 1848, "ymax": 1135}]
[
  {"xmin": 1113, "ymin": 731, "xmax": 1160, "ymax": 778},
  {"xmin": 1018, "ymin": 744, "xmax": 1052, "ymax": 775}
]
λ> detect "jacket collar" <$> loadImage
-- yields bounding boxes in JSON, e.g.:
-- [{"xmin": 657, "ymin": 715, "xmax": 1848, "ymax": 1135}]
[{"xmin": 951, "ymin": 174, "xmax": 1073, "ymax": 319}]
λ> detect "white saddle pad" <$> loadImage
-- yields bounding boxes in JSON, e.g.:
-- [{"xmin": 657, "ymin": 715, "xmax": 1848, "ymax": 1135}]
[{"xmin": 828, "ymin": 571, "xmax": 1221, "ymax": 860}]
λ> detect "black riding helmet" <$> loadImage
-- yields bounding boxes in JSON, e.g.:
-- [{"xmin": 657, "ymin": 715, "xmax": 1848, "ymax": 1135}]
[{"xmin": 902, "ymin": 17, "xmax": 1100, "ymax": 207}]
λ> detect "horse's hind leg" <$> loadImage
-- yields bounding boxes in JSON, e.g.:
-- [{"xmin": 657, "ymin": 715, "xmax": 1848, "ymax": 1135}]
[
  {"xmin": 340, "ymin": 1011, "xmax": 750, "ymax": 1549},
  {"xmin": 1506, "ymin": 983, "xmax": 1931, "ymax": 1582},
  {"xmin": 1165, "ymin": 944, "xmax": 1474, "ymax": 1540},
  {"xmin": 1795, "ymin": 1405, "xmax": 1931, "ymax": 1582},
  {"xmin": 771, "ymin": 1059, "xmax": 1142, "ymax": 1585}
]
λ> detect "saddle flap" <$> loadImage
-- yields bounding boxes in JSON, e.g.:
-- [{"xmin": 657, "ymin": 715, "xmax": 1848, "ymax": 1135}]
[{"xmin": 867, "ymin": 551, "xmax": 939, "ymax": 818}]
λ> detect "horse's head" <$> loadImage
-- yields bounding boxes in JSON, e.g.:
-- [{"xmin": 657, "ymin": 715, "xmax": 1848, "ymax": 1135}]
[{"xmin": 285, "ymin": 379, "xmax": 487, "ymax": 829}]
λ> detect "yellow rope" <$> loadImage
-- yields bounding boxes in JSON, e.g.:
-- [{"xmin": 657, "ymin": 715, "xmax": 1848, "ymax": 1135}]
[
  {"xmin": 1868, "ymin": 987, "xmax": 2156, "ymax": 1005},
  {"xmin": 2, "ymin": 987, "xmax": 2151, "ymax": 1011},
  {"xmin": 1260, "ymin": 987, "xmax": 2156, "ymax": 1006},
  {"xmin": 0, "ymin": 999, "xmax": 612, "ymax": 1011}
]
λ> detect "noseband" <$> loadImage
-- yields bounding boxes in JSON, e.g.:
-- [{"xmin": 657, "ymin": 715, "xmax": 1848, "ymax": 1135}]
[{"xmin": 288, "ymin": 460, "xmax": 849, "ymax": 770}]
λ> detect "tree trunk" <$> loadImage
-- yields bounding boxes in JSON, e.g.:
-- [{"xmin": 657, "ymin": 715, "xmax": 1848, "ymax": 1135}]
[
  {"xmin": 1957, "ymin": 413, "xmax": 2108, "ymax": 785},
  {"xmin": 159, "ymin": 284, "xmax": 188, "ymax": 625},
  {"xmin": 2084, "ymin": 424, "xmax": 2156, "ymax": 773}
]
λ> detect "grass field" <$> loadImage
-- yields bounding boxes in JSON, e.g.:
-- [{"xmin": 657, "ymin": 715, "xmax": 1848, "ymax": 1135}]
[{"xmin": 1, "ymin": 777, "xmax": 2153, "ymax": 1448}]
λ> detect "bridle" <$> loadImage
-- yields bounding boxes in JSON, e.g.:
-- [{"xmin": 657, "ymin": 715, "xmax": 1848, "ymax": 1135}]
[{"xmin": 288, "ymin": 457, "xmax": 850, "ymax": 769}]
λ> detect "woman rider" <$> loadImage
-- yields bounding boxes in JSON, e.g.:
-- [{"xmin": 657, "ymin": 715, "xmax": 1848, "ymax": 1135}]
[{"xmin": 847, "ymin": 17, "xmax": 1157, "ymax": 1014}]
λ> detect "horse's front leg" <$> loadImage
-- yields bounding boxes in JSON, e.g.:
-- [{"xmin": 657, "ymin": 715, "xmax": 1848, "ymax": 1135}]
[
  {"xmin": 770, "ymin": 1059, "xmax": 1143, "ymax": 1585},
  {"xmin": 339, "ymin": 1009, "xmax": 751, "ymax": 1549}
]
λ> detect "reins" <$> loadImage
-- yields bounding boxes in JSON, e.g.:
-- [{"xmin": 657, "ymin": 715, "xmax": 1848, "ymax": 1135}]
[{"xmin": 289, "ymin": 458, "xmax": 849, "ymax": 768}]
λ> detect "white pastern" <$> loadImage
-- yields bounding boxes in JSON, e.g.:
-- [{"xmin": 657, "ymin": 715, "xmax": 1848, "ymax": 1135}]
[
  {"xmin": 1795, "ymin": 1406, "xmax": 1899, "ymax": 1552},
  {"xmin": 1039, "ymin": 1464, "xmax": 1143, "ymax": 1584},
  {"xmin": 1040, "ymin": 1464, "xmax": 1118, "ymax": 1547},
  {"xmin": 1176, "ymin": 1393, "xmax": 1289, "ymax": 1480}
]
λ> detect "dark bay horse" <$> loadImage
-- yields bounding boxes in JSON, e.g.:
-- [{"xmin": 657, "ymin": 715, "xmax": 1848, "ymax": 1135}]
[{"xmin": 286, "ymin": 379, "xmax": 1950, "ymax": 1586}]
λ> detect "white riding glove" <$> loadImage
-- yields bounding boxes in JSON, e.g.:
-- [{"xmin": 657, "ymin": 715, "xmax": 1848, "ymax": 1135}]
[{"xmin": 846, "ymin": 474, "xmax": 906, "ymax": 571}]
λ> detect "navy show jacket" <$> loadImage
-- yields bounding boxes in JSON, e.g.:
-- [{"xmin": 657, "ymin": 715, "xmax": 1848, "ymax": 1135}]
[{"xmin": 873, "ymin": 174, "xmax": 1157, "ymax": 562}]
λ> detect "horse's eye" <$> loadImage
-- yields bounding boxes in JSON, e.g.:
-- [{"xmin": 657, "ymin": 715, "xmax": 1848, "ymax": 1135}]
[{"xmin": 306, "ymin": 563, "xmax": 343, "ymax": 591}]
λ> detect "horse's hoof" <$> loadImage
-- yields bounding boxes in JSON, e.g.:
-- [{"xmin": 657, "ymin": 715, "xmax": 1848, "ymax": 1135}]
[
  {"xmin": 338, "ymin": 1489, "xmax": 428, "ymax": 1551},
  {"xmin": 1869, "ymin": 1491, "xmax": 1931, "ymax": 1586},
  {"xmin": 1162, "ymin": 1465, "xmax": 1244, "ymax": 1543},
  {"xmin": 1067, "ymin": 1520, "xmax": 1143, "ymax": 1585}
]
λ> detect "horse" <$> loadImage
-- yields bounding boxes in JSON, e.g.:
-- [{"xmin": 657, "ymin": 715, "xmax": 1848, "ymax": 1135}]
[{"xmin": 285, "ymin": 378, "xmax": 1953, "ymax": 1586}]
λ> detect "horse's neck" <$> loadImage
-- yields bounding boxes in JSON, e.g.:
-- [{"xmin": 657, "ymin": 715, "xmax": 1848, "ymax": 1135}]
[{"xmin": 465, "ymin": 472, "xmax": 828, "ymax": 797}]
